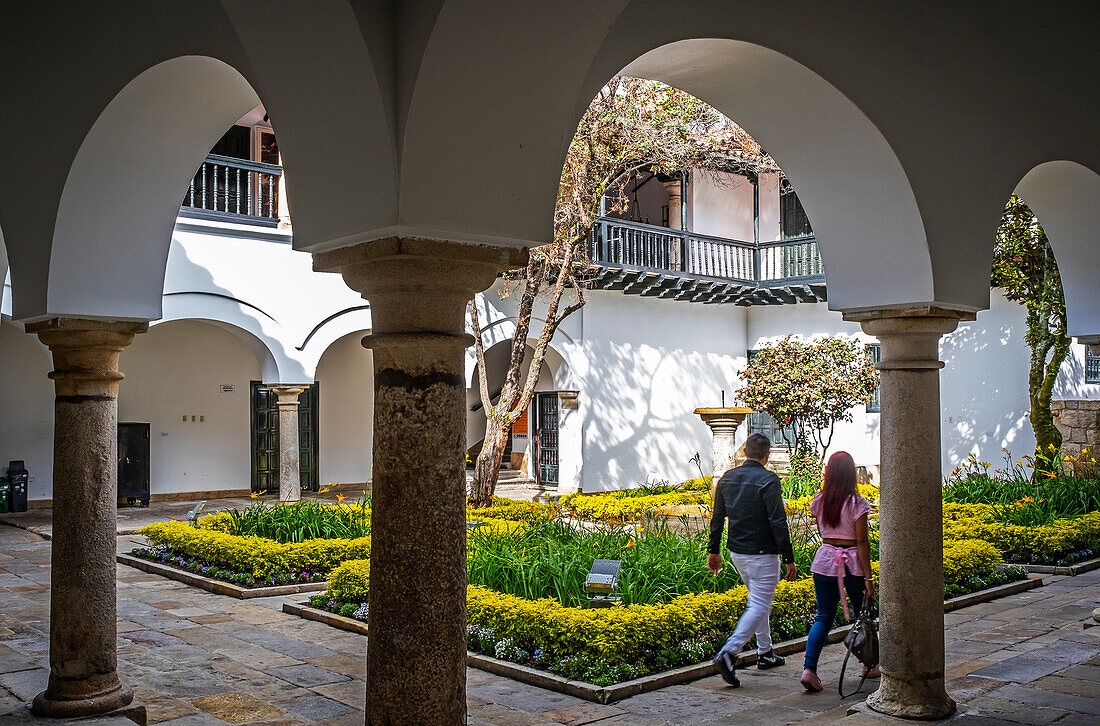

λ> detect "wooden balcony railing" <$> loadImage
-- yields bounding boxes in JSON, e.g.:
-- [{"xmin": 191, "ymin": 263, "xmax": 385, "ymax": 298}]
[
  {"xmin": 588, "ymin": 217, "xmax": 823, "ymax": 286},
  {"xmin": 180, "ymin": 154, "xmax": 283, "ymax": 227}
]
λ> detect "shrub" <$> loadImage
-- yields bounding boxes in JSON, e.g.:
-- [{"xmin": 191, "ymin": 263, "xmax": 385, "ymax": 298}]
[
  {"xmin": 466, "ymin": 498, "xmax": 557, "ymax": 523},
  {"xmin": 138, "ymin": 521, "xmax": 370, "ymax": 578},
  {"xmin": 943, "ymin": 510, "xmax": 1100, "ymax": 564},
  {"xmin": 941, "ymin": 539, "xmax": 1003, "ymax": 586},
  {"xmin": 327, "ymin": 559, "xmax": 370, "ymax": 602},
  {"xmin": 561, "ymin": 490, "xmax": 711, "ymax": 523}
]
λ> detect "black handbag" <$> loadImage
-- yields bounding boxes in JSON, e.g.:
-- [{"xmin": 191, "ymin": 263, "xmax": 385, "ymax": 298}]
[{"xmin": 838, "ymin": 599, "xmax": 879, "ymax": 698}]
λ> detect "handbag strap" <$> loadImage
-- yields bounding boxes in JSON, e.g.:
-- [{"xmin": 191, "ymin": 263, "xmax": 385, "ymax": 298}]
[
  {"xmin": 838, "ymin": 600, "xmax": 877, "ymax": 698},
  {"xmin": 838, "ymin": 645, "xmax": 870, "ymax": 698}
]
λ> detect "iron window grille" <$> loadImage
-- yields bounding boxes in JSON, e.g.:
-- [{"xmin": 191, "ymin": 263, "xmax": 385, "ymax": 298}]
[{"xmin": 1087, "ymin": 346, "xmax": 1100, "ymax": 384}]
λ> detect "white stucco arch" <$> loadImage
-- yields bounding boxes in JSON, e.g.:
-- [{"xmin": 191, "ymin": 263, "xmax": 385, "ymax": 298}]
[
  {"xmin": 297, "ymin": 306, "xmax": 374, "ymax": 375},
  {"xmin": 464, "ymin": 316, "xmax": 577, "ymax": 390},
  {"xmin": 42, "ymin": 56, "xmax": 260, "ymax": 322},
  {"xmin": 616, "ymin": 40, "xmax": 932, "ymax": 312},
  {"xmin": 1013, "ymin": 162, "xmax": 1100, "ymax": 338},
  {"xmin": 158, "ymin": 292, "xmax": 310, "ymax": 384}
]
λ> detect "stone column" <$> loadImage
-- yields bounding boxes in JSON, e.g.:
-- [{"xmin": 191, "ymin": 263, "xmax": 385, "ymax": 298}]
[
  {"xmin": 694, "ymin": 407, "xmax": 752, "ymax": 492},
  {"xmin": 663, "ymin": 179, "xmax": 684, "ymax": 230},
  {"xmin": 271, "ymin": 384, "xmax": 307, "ymax": 503},
  {"xmin": 844, "ymin": 308, "xmax": 972, "ymax": 720},
  {"xmin": 25, "ymin": 318, "xmax": 146, "ymax": 719},
  {"xmin": 314, "ymin": 238, "xmax": 527, "ymax": 725}
]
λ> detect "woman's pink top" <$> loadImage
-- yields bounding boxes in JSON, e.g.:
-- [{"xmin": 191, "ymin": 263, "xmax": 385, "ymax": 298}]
[{"xmin": 809, "ymin": 493, "xmax": 871, "ymax": 578}]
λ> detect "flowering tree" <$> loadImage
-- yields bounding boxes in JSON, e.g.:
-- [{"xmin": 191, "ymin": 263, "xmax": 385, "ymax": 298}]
[
  {"xmin": 467, "ymin": 77, "xmax": 780, "ymax": 505},
  {"xmin": 991, "ymin": 195, "xmax": 1068, "ymax": 466},
  {"xmin": 736, "ymin": 336, "xmax": 878, "ymax": 460}
]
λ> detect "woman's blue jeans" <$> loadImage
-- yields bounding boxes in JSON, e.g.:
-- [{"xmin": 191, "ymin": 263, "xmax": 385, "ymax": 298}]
[{"xmin": 804, "ymin": 570, "xmax": 866, "ymax": 671}]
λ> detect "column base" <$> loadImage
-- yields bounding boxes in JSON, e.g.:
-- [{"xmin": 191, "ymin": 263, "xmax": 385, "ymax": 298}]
[
  {"xmin": 32, "ymin": 675, "xmax": 135, "ymax": 720},
  {"xmin": 866, "ymin": 674, "xmax": 956, "ymax": 720}
]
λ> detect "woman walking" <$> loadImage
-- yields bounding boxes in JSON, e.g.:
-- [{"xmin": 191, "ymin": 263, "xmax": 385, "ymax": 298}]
[{"xmin": 800, "ymin": 451, "xmax": 878, "ymax": 691}]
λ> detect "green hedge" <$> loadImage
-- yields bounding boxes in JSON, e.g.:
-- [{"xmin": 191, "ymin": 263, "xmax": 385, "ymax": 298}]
[
  {"xmin": 942, "ymin": 505, "xmax": 1100, "ymax": 564},
  {"xmin": 138, "ymin": 521, "xmax": 370, "ymax": 578}
]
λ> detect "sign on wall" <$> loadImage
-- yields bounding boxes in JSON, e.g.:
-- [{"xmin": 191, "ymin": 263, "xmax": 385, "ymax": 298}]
[
  {"xmin": 512, "ymin": 408, "xmax": 528, "ymax": 438},
  {"xmin": 220, "ymin": 384, "xmax": 235, "ymax": 393}
]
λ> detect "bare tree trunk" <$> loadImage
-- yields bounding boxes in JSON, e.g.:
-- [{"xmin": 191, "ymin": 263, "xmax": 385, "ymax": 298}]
[
  {"xmin": 468, "ymin": 246, "xmax": 584, "ymax": 506},
  {"xmin": 474, "ymin": 420, "xmax": 511, "ymax": 505}
]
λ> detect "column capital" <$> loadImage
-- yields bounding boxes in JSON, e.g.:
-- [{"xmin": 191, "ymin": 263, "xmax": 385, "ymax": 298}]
[
  {"xmin": 26, "ymin": 318, "xmax": 147, "ymax": 398},
  {"xmin": 268, "ymin": 384, "xmax": 307, "ymax": 406},
  {"xmin": 314, "ymin": 237, "xmax": 528, "ymax": 334}
]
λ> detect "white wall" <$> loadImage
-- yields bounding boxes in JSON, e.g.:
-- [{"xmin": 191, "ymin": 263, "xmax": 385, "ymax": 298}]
[
  {"xmin": 578, "ymin": 290, "xmax": 748, "ymax": 490},
  {"xmin": 1055, "ymin": 341, "xmax": 1100, "ymax": 401},
  {"xmin": 316, "ymin": 331, "xmax": 374, "ymax": 485},
  {"xmin": 746, "ymin": 291, "xmax": 1052, "ymax": 474},
  {"xmin": 688, "ymin": 170, "xmax": 755, "ymax": 241},
  {"xmin": 0, "ymin": 321, "xmax": 53, "ymax": 499},
  {"xmin": 758, "ymin": 173, "xmax": 781, "ymax": 241},
  {"xmin": 119, "ymin": 320, "xmax": 260, "ymax": 496}
]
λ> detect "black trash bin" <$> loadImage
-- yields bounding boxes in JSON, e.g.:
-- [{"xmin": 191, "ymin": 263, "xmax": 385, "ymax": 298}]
[
  {"xmin": 6, "ymin": 461, "xmax": 28, "ymax": 513},
  {"xmin": 0, "ymin": 477, "xmax": 10, "ymax": 514}
]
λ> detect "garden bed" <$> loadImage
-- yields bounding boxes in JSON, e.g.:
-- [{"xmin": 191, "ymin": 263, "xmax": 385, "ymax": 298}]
[
  {"xmin": 119, "ymin": 552, "xmax": 328, "ymax": 599},
  {"xmin": 285, "ymin": 575, "xmax": 1042, "ymax": 703}
]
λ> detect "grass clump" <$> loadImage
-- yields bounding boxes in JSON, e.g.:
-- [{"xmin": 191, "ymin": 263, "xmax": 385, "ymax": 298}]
[{"xmin": 225, "ymin": 499, "xmax": 371, "ymax": 543}]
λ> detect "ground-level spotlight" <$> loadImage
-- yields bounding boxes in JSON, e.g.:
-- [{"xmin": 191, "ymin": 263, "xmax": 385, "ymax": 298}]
[{"xmin": 585, "ymin": 559, "xmax": 622, "ymax": 608}]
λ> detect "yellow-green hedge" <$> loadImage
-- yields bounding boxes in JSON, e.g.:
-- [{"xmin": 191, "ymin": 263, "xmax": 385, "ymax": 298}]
[
  {"xmin": 942, "ymin": 539, "xmax": 1003, "ymax": 585},
  {"xmin": 943, "ymin": 509, "xmax": 1100, "ymax": 562},
  {"xmin": 462, "ymin": 536, "xmax": 1002, "ymax": 662},
  {"xmin": 138, "ymin": 521, "xmax": 371, "ymax": 578},
  {"xmin": 328, "ymin": 559, "xmax": 370, "ymax": 601},
  {"xmin": 467, "ymin": 498, "xmax": 557, "ymax": 523},
  {"xmin": 467, "ymin": 578, "xmax": 816, "ymax": 662},
  {"xmin": 561, "ymin": 490, "xmax": 712, "ymax": 522}
]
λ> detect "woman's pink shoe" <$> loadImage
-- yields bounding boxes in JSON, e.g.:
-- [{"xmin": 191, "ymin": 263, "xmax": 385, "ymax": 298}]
[
  {"xmin": 861, "ymin": 665, "xmax": 881, "ymax": 679},
  {"xmin": 800, "ymin": 669, "xmax": 824, "ymax": 692}
]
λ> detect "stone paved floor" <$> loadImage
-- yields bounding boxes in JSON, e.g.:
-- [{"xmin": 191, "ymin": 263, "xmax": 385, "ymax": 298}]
[{"xmin": 0, "ymin": 525, "xmax": 1097, "ymax": 725}]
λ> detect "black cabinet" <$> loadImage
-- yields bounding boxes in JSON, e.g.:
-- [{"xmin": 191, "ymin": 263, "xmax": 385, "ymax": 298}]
[{"xmin": 118, "ymin": 423, "xmax": 150, "ymax": 506}]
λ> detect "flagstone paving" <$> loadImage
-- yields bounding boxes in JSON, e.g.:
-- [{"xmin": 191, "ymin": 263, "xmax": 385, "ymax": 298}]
[{"xmin": 0, "ymin": 524, "xmax": 1097, "ymax": 725}]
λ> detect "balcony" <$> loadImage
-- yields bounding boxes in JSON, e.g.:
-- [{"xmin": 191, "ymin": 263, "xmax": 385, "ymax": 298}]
[
  {"xmin": 179, "ymin": 154, "xmax": 283, "ymax": 227},
  {"xmin": 587, "ymin": 217, "xmax": 826, "ymax": 305}
]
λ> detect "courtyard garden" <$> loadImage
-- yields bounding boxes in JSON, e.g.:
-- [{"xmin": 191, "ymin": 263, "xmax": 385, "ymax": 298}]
[{"xmin": 125, "ymin": 447, "xmax": 1100, "ymax": 688}]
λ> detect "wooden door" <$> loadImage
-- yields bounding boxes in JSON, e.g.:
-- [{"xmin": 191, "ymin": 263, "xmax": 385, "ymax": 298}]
[
  {"xmin": 298, "ymin": 383, "xmax": 319, "ymax": 491},
  {"xmin": 250, "ymin": 382, "xmax": 320, "ymax": 493},
  {"xmin": 117, "ymin": 422, "xmax": 150, "ymax": 505},
  {"xmin": 250, "ymin": 382, "xmax": 279, "ymax": 493}
]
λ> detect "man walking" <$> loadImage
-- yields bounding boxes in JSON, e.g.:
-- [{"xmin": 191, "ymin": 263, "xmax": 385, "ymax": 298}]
[{"xmin": 707, "ymin": 433, "xmax": 797, "ymax": 687}]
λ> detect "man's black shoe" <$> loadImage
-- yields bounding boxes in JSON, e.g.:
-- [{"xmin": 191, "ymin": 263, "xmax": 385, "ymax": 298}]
[
  {"xmin": 757, "ymin": 649, "xmax": 785, "ymax": 670},
  {"xmin": 714, "ymin": 652, "xmax": 740, "ymax": 687}
]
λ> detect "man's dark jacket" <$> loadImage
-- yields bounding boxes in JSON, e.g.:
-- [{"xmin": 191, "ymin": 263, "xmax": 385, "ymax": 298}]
[{"xmin": 707, "ymin": 459, "xmax": 794, "ymax": 564}]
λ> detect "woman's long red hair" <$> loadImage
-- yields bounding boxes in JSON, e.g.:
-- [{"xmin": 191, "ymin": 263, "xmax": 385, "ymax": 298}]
[{"xmin": 821, "ymin": 451, "xmax": 858, "ymax": 528}]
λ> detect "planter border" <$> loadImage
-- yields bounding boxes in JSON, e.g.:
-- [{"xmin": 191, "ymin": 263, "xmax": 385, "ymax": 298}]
[
  {"xmin": 282, "ymin": 575, "xmax": 1044, "ymax": 704},
  {"xmin": 118, "ymin": 552, "xmax": 328, "ymax": 599},
  {"xmin": 1021, "ymin": 556, "xmax": 1100, "ymax": 577},
  {"xmin": 283, "ymin": 601, "xmax": 369, "ymax": 635}
]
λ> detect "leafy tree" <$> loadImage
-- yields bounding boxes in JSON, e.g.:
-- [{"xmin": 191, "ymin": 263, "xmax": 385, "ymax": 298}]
[
  {"xmin": 991, "ymin": 195, "xmax": 1069, "ymax": 467},
  {"xmin": 736, "ymin": 336, "xmax": 878, "ymax": 461},
  {"xmin": 467, "ymin": 77, "xmax": 779, "ymax": 505}
]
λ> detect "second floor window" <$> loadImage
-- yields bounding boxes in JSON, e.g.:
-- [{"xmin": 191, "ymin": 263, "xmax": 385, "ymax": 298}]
[
  {"xmin": 866, "ymin": 343, "xmax": 881, "ymax": 413},
  {"xmin": 780, "ymin": 190, "xmax": 813, "ymax": 239},
  {"xmin": 1087, "ymin": 346, "xmax": 1100, "ymax": 384}
]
